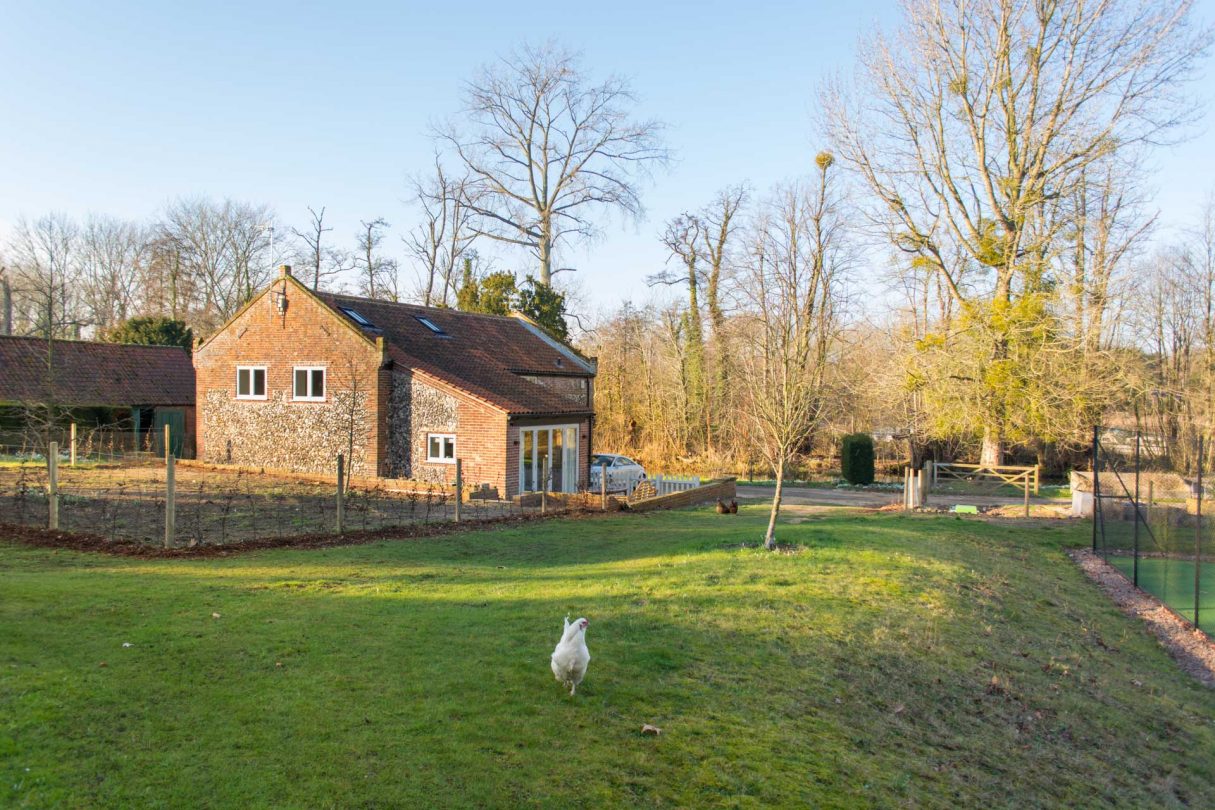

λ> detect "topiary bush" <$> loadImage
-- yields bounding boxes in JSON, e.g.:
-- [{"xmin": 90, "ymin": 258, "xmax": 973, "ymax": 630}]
[{"xmin": 840, "ymin": 433, "xmax": 875, "ymax": 486}]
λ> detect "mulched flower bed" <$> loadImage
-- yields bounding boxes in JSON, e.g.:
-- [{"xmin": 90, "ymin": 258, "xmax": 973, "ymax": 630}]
[{"xmin": 0, "ymin": 509, "xmax": 605, "ymax": 558}]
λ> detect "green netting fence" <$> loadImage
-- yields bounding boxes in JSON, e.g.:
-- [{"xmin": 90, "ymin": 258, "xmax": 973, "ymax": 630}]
[{"xmin": 1091, "ymin": 428, "xmax": 1212, "ymax": 632}]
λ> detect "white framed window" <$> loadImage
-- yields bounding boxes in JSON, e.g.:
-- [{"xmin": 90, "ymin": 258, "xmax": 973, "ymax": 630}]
[
  {"xmin": 292, "ymin": 366, "xmax": 326, "ymax": 401},
  {"xmin": 426, "ymin": 433, "xmax": 456, "ymax": 463},
  {"xmin": 236, "ymin": 366, "xmax": 267, "ymax": 400}
]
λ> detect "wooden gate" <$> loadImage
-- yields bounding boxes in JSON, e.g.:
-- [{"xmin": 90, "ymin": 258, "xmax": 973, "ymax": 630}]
[{"xmin": 930, "ymin": 462, "xmax": 1039, "ymax": 494}]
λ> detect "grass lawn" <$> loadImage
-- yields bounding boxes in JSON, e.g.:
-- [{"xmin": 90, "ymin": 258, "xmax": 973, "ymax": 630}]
[{"xmin": 3, "ymin": 508, "xmax": 1214, "ymax": 808}]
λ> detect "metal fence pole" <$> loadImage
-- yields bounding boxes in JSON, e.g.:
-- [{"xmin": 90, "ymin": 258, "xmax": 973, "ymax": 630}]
[
  {"xmin": 1092, "ymin": 425, "xmax": 1100, "ymax": 553},
  {"xmin": 1133, "ymin": 431, "xmax": 1141, "ymax": 587},
  {"xmin": 47, "ymin": 441, "xmax": 59, "ymax": 530},
  {"xmin": 336, "ymin": 454, "xmax": 345, "ymax": 535},
  {"xmin": 165, "ymin": 454, "xmax": 175, "ymax": 548},
  {"xmin": 1196, "ymin": 436, "xmax": 1203, "ymax": 630},
  {"xmin": 454, "ymin": 458, "xmax": 462, "ymax": 522}
]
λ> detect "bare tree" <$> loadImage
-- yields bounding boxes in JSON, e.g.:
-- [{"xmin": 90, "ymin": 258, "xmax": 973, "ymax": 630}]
[
  {"xmin": 822, "ymin": 0, "xmax": 1210, "ymax": 464},
  {"xmin": 651, "ymin": 214, "xmax": 707, "ymax": 449},
  {"xmin": 79, "ymin": 215, "xmax": 149, "ymax": 334},
  {"xmin": 7, "ymin": 214, "xmax": 84, "ymax": 339},
  {"xmin": 439, "ymin": 42, "xmax": 669, "ymax": 286},
  {"xmin": 158, "ymin": 197, "xmax": 278, "ymax": 329},
  {"xmin": 405, "ymin": 158, "xmax": 478, "ymax": 306},
  {"xmin": 291, "ymin": 206, "xmax": 349, "ymax": 291},
  {"xmin": 739, "ymin": 157, "xmax": 848, "ymax": 549},
  {"xmin": 355, "ymin": 218, "xmax": 399, "ymax": 301}
]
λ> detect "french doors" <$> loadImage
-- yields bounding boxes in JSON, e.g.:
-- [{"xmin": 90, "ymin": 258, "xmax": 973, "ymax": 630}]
[{"xmin": 519, "ymin": 425, "xmax": 578, "ymax": 493}]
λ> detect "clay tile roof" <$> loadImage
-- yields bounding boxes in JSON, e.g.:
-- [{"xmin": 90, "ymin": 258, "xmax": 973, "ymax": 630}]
[
  {"xmin": 0, "ymin": 335, "xmax": 195, "ymax": 407},
  {"xmin": 313, "ymin": 292, "xmax": 594, "ymax": 416}
]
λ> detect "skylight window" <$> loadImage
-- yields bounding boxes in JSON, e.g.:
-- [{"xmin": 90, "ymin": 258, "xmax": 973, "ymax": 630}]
[
  {"xmin": 339, "ymin": 307, "xmax": 373, "ymax": 327},
  {"xmin": 415, "ymin": 316, "xmax": 448, "ymax": 336}
]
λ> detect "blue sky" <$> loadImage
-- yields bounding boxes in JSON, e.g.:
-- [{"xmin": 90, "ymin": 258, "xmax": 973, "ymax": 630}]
[{"xmin": 2, "ymin": 0, "xmax": 1213, "ymax": 316}]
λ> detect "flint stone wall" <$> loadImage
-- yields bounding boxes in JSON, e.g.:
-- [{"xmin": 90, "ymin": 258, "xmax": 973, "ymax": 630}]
[
  {"xmin": 386, "ymin": 373, "xmax": 460, "ymax": 483},
  {"xmin": 201, "ymin": 388, "xmax": 370, "ymax": 475}
]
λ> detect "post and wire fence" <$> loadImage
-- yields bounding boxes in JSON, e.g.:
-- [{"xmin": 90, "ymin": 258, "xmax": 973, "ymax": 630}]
[
  {"xmin": 1090, "ymin": 426, "xmax": 1211, "ymax": 633},
  {"xmin": 0, "ymin": 451, "xmax": 605, "ymax": 549}
]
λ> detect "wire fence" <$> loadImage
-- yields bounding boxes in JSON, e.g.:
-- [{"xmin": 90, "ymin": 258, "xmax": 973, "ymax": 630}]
[
  {"xmin": 1091, "ymin": 427, "xmax": 1212, "ymax": 633},
  {"xmin": 0, "ymin": 456, "xmax": 593, "ymax": 549},
  {"xmin": 0, "ymin": 427, "xmax": 193, "ymax": 464}
]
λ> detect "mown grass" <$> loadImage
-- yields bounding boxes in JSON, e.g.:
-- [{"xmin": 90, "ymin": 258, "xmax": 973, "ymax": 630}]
[{"xmin": 2, "ymin": 508, "xmax": 1213, "ymax": 808}]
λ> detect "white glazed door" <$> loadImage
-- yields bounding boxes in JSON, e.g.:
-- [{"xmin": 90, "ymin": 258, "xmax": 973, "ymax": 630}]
[{"xmin": 519, "ymin": 425, "xmax": 579, "ymax": 493}]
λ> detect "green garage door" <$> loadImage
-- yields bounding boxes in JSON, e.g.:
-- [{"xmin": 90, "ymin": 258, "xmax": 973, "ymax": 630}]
[{"xmin": 153, "ymin": 409, "xmax": 186, "ymax": 458}]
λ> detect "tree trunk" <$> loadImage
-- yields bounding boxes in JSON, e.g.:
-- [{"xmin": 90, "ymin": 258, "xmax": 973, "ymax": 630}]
[
  {"xmin": 764, "ymin": 454, "xmax": 785, "ymax": 550},
  {"xmin": 980, "ymin": 426, "xmax": 1003, "ymax": 466},
  {"xmin": 538, "ymin": 219, "xmax": 553, "ymax": 287},
  {"xmin": 1, "ymin": 271, "xmax": 11, "ymax": 336}
]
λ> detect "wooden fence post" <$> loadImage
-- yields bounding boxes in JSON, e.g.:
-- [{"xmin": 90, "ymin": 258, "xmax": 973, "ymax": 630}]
[
  {"xmin": 70, "ymin": 423, "xmax": 77, "ymax": 467},
  {"xmin": 1023, "ymin": 473, "xmax": 1030, "ymax": 518},
  {"xmin": 1033, "ymin": 464, "xmax": 1041, "ymax": 494},
  {"xmin": 541, "ymin": 459, "xmax": 550, "ymax": 515},
  {"xmin": 917, "ymin": 469, "xmax": 926, "ymax": 507},
  {"xmin": 600, "ymin": 462, "xmax": 609, "ymax": 511},
  {"xmin": 165, "ymin": 454, "xmax": 175, "ymax": 548},
  {"xmin": 454, "ymin": 458, "xmax": 462, "ymax": 522},
  {"xmin": 48, "ymin": 441, "xmax": 59, "ymax": 530},
  {"xmin": 164, "ymin": 423, "xmax": 171, "ymax": 464},
  {"xmin": 336, "ymin": 454, "xmax": 345, "ymax": 534}
]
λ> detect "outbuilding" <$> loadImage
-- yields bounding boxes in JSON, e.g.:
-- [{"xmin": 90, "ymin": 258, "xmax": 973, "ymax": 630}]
[{"xmin": 0, "ymin": 335, "xmax": 196, "ymax": 456}]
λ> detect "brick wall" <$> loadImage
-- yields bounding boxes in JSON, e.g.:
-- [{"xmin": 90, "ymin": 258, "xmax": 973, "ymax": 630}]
[
  {"xmin": 627, "ymin": 477, "xmax": 738, "ymax": 512},
  {"xmin": 506, "ymin": 417, "xmax": 592, "ymax": 496}
]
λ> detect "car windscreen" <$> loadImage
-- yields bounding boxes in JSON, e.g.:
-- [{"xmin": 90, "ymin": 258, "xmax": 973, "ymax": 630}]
[{"xmin": 590, "ymin": 455, "xmax": 612, "ymax": 467}]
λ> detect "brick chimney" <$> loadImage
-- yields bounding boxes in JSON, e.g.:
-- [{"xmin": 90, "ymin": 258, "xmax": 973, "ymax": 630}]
[{"xmin": 279, "ymin": 264, "xmax": 292, "ymax": 278}]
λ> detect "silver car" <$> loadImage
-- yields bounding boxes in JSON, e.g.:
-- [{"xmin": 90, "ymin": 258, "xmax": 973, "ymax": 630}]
[{"xmin": 589, "ymin": 453, "xmax": 647, "ymax": 493}]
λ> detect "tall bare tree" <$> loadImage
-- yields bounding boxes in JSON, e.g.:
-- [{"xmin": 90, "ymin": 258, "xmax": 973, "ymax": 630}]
[
  {"xmin": 79, "ymin": 215, "xmax": 149, "ymax": 334},
  {"xmin": 439, "ymin": 42, "xmax": 669, "ymax": 286},
  {"xmin": 739, "ymin": 156, "xmax": 848, "ymax": 549},
  {"xmin": 158, "ymin": 197, "xmax": 277, "ymax": 329},
  {"xmin": 7, "ymin": 214, "xmax": 84, "ymax": 339},
  {"xmin": 355, "ymin": 218, "xmax": 399, "ymax": 301},
  {"xmin": 405, "ymin": 158, "xmax": 478, "ymax": 306},
  {"xmin": 291, "ymin": 206, "xmax": 349, "ymax": 291},
  {"xmin": 823, "ymin": 0, "xmax": 1210, "ymax": 464}
]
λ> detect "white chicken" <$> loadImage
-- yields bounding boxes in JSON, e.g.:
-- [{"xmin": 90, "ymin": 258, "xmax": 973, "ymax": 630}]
[{"xmin": 550, "ymin": 615, "xmax": 591, "ymax": 696}]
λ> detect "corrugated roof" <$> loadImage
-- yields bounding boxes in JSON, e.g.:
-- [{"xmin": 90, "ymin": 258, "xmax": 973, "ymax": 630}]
[
  {"xmin": 312, "ymin": 292, "xmax": 593, "ymax": 416},
  {"xmin": 0, "ymin": 335, "xmax": 195, "ymax": 407}
]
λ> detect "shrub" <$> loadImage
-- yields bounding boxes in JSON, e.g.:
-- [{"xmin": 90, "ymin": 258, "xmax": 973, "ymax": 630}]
[{"xmin": 840, "ymin": 433, "xmax": 875, "ymax": 485}]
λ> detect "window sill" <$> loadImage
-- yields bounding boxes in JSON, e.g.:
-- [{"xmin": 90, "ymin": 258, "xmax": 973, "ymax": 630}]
[
  {"xmin": 291, "ymin": 397, "xmax": 327, "ymax": 403},
  {"xmin": 235, "ymin": 395, "xmax": 268, "ymax": 401},
  {"xmin": 424, "ymin": 458, "xmax": 457, "ymax": 465}
]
